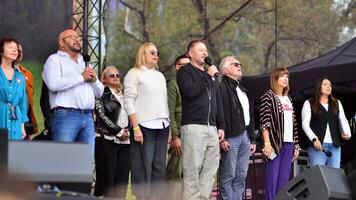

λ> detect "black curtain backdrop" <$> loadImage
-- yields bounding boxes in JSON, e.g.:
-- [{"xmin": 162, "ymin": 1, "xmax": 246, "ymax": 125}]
[
  {"xmin": 243, "ymin": 37, "xmax": 356, "ymax": 161},
  {"xmin": 0, "ymin": 0, "xmax": 73, "ymax": 62},
  {"xmin": 243, "ymin": 36, "xmax": 356, "ymax": 113}
]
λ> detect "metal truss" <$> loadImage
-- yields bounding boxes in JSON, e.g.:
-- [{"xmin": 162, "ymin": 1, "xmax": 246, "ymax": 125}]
[{"xmin": 72, "ymin": 0, "xmax": 103, "ymax": 73}]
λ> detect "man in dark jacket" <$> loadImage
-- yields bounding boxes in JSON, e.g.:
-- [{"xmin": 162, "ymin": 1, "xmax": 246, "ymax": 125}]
[
  {"xmin": 177, "ymin": 40, "xmax": 225, "ymax": 200},
  {"xmin": 218, "ymin": 56, "xmax": 256, "ymax": 200}
]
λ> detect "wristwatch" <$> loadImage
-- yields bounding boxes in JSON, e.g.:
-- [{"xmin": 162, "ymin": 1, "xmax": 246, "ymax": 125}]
[{"xmin": 312, "ymin": 138, "xmax": 317, "ymax": 143}]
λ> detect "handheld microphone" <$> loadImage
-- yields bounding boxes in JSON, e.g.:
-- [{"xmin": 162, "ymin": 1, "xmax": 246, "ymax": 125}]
[
  {"xmin": 322, "ymin": 149, "xmax": 332, "ymax": 157},
  {"xmin": 204, "ymin": 57, "xmax": 219, "ymax": 78},
  {"xmin": 83, "ymin": 54, "xmax": 90, "ymax": 68},
  {"xmin": 204, "ymin": 56, "xmax": 212, "ymax": 66},
  {"xmin": 83, "ymin": 54, "xmax": 94, "ymax": 82}
]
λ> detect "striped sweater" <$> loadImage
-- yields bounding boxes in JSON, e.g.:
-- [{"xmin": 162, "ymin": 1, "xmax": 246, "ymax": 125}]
[{"xmin": 259, "ymin": 89, "xmax": 300, "ymax": 155}]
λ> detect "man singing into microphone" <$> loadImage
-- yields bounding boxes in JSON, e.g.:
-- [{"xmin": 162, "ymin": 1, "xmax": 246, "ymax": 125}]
[
  {"xmin": 177, "ymin": 40, "xmax": 225, "ymax": 200},
  {"xmin": 42, "ymin": 29, "xmax": 104, "ymax": 159}
]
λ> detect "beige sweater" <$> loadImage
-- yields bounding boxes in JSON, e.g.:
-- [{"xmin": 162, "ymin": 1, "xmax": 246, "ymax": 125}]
[{"xmin": 123, "ymin": 66, "xmax": 169, "ymax": 123}]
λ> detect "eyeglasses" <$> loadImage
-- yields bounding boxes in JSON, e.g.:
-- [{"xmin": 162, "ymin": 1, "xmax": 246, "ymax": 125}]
[
  {"xmin": 149, "ymin": 50, "xmax": 159, "ymax": 56},
  {"xmin": 230, "ymin": 62, "xmax": 242, "ymax": 68},
  {"xmin": 108, "ymin": 73, "xmax": 120, "ymax": 78},
  {"xmin": 63, "ymin": 35, "xmax": 82, "ymax": 41}
]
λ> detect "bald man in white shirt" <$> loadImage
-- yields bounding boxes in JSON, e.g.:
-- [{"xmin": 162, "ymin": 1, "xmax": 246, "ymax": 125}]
[{"xmin": 42, "ymin": 29, "xmax": 104, "ymax": 159}]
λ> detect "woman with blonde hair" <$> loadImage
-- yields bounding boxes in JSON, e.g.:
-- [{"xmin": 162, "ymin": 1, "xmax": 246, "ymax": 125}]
[
  {"xmin": 259, "ymin": 67, "xmax": 300, "ymax": 200},
  {"xmin": 94, "ymin": 66, "xmax": 130, "ymax": 198},
  {"xmin": 124, "ymin": 42, "xmax": 170, "ymax": 199}
]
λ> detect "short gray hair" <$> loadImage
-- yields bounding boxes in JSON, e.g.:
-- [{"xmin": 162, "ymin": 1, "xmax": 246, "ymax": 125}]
[{"xmin": 219, "ymin": 56, "xmax": 236, "ymax": 75}]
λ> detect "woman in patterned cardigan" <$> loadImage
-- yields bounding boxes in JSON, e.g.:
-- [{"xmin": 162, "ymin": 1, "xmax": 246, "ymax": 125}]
[{"xmin": 259, "ymin": 67, "xmax": 300, "ymax": 200}]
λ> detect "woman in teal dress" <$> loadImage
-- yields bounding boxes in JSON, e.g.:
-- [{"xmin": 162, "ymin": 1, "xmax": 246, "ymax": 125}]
[{"xmin": 0, "ymin": 38, "xmax": 28, "ymax": 140}]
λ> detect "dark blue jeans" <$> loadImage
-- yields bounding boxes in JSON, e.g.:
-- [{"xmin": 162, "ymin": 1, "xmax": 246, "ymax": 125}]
[
  {"xmin": 130, "ymin": 125, "xmax": 169, "ymax": 198},
  {"xmin": 52, "ymin": 108, "xmax": 95, "ymax": 160}
]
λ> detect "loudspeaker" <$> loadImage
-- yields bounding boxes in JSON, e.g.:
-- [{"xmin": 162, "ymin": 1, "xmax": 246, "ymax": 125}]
[
  {"xmin": 7, "ymin": 140, "xmax": 92, "ymax": 194},
  {"xmin": 245, "ymin": 152, "xmax": 265, "ymax": 200},
  {"xmin": 0, "ymin": 129, "xmax": 8, "ymax": 172},
  {"xmin": 275, "ymin": 165, "xmax": 352, "ymax": 200},
  {"xmin": 347, "ymin": 169, "xmax": 356, "ymax": 200}
]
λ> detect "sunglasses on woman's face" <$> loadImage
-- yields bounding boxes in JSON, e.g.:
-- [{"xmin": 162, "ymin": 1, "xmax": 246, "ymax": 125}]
[
  {"xmin": 149, "ymin": 50, "xmax": 160, "ymax": 57},
  {"xmin": 109, "ymin": 73, "xmax": 120, "ymax": 78}
]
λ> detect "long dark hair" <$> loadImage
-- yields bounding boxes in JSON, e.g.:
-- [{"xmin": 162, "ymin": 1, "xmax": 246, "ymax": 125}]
[{"xmin": 310, "ymin": 78, "xmax": 338, "ymax": 113}]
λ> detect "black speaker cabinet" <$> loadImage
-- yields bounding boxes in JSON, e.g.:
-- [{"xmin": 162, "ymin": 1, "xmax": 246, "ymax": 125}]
[
  {"xmin": 245, "ymin": 152, "xmax": 265, "ymax": 200},
  {"xmin": 275, "ymin": 165, "xmax": 352, "ymax": 200},
  {"xmin": 347, "ymin": 169, "xmax": 356, "ymax": 200},
  {"xmin": 0, "ymin": 128, "xmax": 8, "ymax": 172},
  {"xmin": 7, "ymin": 140, "xmax": 92, "ymax": 194}
]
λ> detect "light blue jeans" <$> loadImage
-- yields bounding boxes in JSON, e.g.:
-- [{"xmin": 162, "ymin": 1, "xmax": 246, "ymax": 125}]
[
  {"xmin": 52, "ymin": 108, "xmax": 95, "ymax": 160},
  {"xmin": 308, "ymin": 143, "xmax": 341, "ymax": 168},
  {"xmin": 219, "ymin": 131, "xmax": 251, "ymax": 200}
]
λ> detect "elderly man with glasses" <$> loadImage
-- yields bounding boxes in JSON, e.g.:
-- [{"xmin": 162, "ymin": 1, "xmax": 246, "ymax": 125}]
[
  {"xmin": 218, "ymin": 56, "xmax": 256, "ymax": 200},
  {"xmin": 42, "ymin": 29, "xmax": 104, "ymax": 160}
]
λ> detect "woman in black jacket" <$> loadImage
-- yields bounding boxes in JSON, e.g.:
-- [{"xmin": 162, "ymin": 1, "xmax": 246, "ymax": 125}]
[{"xmin": 94, "ymin": 66, "xmax": 130, "ymax": 198}]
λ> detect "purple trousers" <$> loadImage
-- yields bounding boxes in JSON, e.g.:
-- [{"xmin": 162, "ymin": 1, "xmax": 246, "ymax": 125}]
[{"xmin": 264, "ymin": 142, "xmax": 293, "ymax": 200}]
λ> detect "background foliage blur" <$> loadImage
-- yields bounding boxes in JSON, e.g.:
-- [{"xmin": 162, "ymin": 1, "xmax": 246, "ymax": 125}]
[
  {"xmin": 103, "ymin": 0, "xmax": 356, "ymax": 80},
  {"xmin": 2, "ymin": 0, "xmax": 356, "ymax": 132}
]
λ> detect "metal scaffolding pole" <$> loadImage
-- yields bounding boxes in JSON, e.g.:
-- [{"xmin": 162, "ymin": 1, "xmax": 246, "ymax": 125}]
[{"xmin": 72, "ymin": 0, "xmax": 103, "ymax": 74}]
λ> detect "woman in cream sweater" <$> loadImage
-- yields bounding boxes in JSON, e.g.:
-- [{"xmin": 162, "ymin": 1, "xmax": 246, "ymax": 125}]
[{"xmin": 124, "ymin": 42, "xmax": 169, "ymax": 199}]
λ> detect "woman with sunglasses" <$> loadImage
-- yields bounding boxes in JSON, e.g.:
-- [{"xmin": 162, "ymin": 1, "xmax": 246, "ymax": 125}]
[
  {"xmin": 0, "ymin": 37, "xmax": 28, "ymax": 140},
  {"xmin": 94, "ymin": 66, "xmax": 130, "ymax": 198},
  {"xmin": 302, "ymin": 78, "xmax": 351, "ymax": 168},
  {"xmin": 124, "ymin": 42, "xmax": 169, "ymax": 199}
]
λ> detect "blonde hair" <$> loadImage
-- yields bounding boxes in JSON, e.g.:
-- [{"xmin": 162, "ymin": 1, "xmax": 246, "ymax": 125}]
[
  {"xmin": 133, "ymin": 42, "xmax": 158, "ymax": 69},
  {"xmin": 270, "ymin": 67, "xmax": 290, "ymax": 96},
  {"xmin": 101, "ymin": 65, "xmax": 122, "ymax": 92}
]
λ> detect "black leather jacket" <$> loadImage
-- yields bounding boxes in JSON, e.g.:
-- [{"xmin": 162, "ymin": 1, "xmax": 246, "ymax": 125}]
[{"xmin": 94, "ymin": 86, "xmax": 123, "ymax": 136}]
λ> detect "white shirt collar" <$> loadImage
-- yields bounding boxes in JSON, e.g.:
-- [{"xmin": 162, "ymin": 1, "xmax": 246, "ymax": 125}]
[{"xmin": 57, "ymin": 50, "xmax": 82, "ymax": 62}]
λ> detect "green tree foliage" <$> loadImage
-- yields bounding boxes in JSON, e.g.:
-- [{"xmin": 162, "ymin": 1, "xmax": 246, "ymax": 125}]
[{"xmin": 104, "ymin": 0, "xmax": 353, "ymax": 79}]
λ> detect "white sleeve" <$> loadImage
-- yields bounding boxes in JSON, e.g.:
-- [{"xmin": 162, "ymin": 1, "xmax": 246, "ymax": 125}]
[
  {"xmin": 301, "ymin": 100, "xmax": 318, "ymax": 141},
  {"xmin": 90, "ymin": 79, "xmax": 104, "ymax": 98},
  {"xmin": 123, "ymin": 69, "xmax": 138, "ymax": 116},
  {"xmin": 116, "ymin": 129, "xmax": 124, "ymax": 137},
  {"xmin": 42, "ymin": 55, "xmax": 84, "ymax": 92},
  {"xmin": 338, "ymin": 100, "xmax": 351, "ymax": 137}
]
